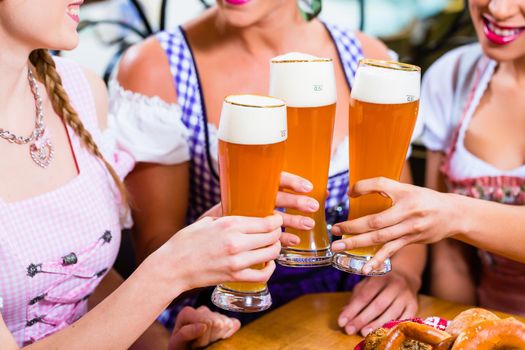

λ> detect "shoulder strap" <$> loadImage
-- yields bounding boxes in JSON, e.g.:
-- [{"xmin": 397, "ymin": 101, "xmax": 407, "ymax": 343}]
[
  {"xmin": 155, "ymin": 28, "xmax": 202, "ymax": 123},
  {"xmin": 450, "ymin": 44, "xmax": 485, "ymax": 128},
  {"xmin": 52, "ymin": 56, "xmax": 99, "ymax": 137},
  {"xmin": 323, "ymin": 23, "xmax": 363, "ymax": 88}
]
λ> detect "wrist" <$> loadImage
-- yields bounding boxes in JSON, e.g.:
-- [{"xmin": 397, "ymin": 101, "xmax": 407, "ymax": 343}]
[
  {"xmin": 397, "ymin": 268, "xmax": 422, "ymax": 293},
  {"xmin": 140, "ymin": 245, "xmax": 187, "ymax": 305},
  {"xmin": 446, "ymin": 193, "xmax": 472, "ymax": 239}
]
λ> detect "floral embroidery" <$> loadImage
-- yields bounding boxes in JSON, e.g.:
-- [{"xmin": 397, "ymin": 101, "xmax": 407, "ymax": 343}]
[{"xmin": 447, "ymin": 176, "xmax": 525, "ymax": 205}]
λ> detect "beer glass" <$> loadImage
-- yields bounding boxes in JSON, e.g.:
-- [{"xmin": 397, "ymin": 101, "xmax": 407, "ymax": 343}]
[
  {"xmin": 211, "ymin": 94, "xmax": 287, "ymax": 312},
  {"xmin": 269, "ymin": 53, "xmax": 337, "ymax": 267},
  {"xmin": 332, "ymin": 59, "xmax": 420, "ymax": 276}
]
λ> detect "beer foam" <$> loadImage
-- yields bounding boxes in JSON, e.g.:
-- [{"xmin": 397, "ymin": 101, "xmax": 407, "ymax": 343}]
[
  {"xmin": 218, "ymin": 94, "xmax": 287, "ymax": 145},
  {"xmin": 351, "ymin": 62, "xmax": 420, "ymax": 104},
  {"xmin": 270, "ymin": 52, "xmax": 337, "ymax": 108}
]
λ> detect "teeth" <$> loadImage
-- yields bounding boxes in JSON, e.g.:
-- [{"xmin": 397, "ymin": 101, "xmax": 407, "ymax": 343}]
[
  {"xmin": 487, "ymin": 21, "xmax": 523, "ymax": 37},
  {"xmin": 67, "ymin": 7, "xmax": 80, "ymax": 16}
]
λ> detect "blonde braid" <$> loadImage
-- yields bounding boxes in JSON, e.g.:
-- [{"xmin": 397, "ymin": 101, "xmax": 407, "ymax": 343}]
[{"xmin": 29, "ymin": 49, "xmax": 128, "ymax": 210}]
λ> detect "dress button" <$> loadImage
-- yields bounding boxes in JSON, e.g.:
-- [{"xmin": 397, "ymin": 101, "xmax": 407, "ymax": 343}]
[
  {"xmin": 101, "ymin": 231, "xmax": 112, "ymax": 243},
  {"xmin": 62, "ymin": 252, "xmax": 78, "ymax": 266},
  {"xmin": 27, "ymin": 263, "xmax": 42, "ymax": 278}
]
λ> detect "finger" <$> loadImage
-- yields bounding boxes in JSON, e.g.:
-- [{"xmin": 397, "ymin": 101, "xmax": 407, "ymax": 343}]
[
  {"xmin": 361, "ymin": 236, "xmax": 415, "ymax": 275},
  {"xmin": 192, "ymin": 313, "xmax": 228, "ymax": 347},
  {"xmin": 331, "ymin": 205, "xmax": 407, "ymax": 236},
  {"xmin": 280, "ymin": 171, "xmax": 313, "ymax": 193},
  {"xmin": 359, "ymin": 297, "xmax": 406, "ymax": 336},
  {"xmin": 399, "ymin": 299, "xmax": 418, "ymax": 320},
  {"xmin": 192, "ymin": 323, "xmax": 213, "ymax": 349},
  {"xmin": 169, "ymin": 323, "xmax": 208, "ymax": 349},
  {"xmin": 218, "ymin": 214, "xmax": 283, "ymax": 234},
  {"xmin": 343, "ymin": 280, "xmax": 401, "ymax": 335},
  {"xmin": 229, "ymin": 242, "xmax": 281, "ymax": 272},
  {"xmin": 222, "ymin": 318, "xmax": 241, "ymax": 339},
  {"xmin": 349, "ymin": 177, "xmax": 403, "ymax": 200},
  {"xmin": 277, "ymin": 211, "xmax": 315, "ymax": 231},
  {"xmin": 211, "ymin": 314, "xmax": 235, "ymax": 342},
  {"xmin": 233, "ymin": 260, "xmax": 277, "ymax": 283},
  {"xmin": 222, "ymin": 228, "xmax": 281, "ymax": 256},
  {"xmin": 279, "ymin": 231, "xmax": 301, "ymax": 247},
  {"xmin": 331, "ymin": 220, "xmax": 415, "ymax": 253},
  {"xmin": 175, "ymin": 306, "xmax": 209, "ymax": 330},
  {"xmin": 275, "ymin": 191, "xmax": 319, "ymax": 213},
  {"xmin": 338, "ymin": 278, "xmax": 385, "ymax": 329}
]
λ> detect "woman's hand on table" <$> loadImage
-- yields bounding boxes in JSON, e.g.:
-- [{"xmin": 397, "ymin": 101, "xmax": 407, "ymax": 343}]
[
  {"xmin": 168, "ymin": 306, "xmax": 240, "ymax": 349},
  {"xmin": 338, "ymin": 271, "xmax": 419, "ymax": 336},
  {"xmin": 331, "ymin": 177, "xmax": 457, "ymax": 274},
  {"xmin": 200, "ymin": 171, "xmax": 319, "ymax": 247}
]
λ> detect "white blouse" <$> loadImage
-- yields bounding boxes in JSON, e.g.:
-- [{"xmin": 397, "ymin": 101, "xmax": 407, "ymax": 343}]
[
  {"xmin": 106, "ymin": 81, "xmax": 190, "ymax": 165},
  {"xmin": 419, "ymin": 46, "xmax": 525, "ymax": 179}
]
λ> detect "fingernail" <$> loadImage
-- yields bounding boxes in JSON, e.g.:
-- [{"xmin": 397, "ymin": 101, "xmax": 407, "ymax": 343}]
[
  {"xmin": 331, "ymin": 226, "xmax": 341, "ymax": 235},
  {"xmin": 338, "ymin": 317, "xmax": 348, "ymax": 328},
  {"xmin": 291, "ymin": 237, "xmax": 300, "ymax": 245},
  {"xmin": 332, "ymin": 242, "xmax": 346, "ymax": 251},
  {"xmin": 362, "ymin": 327, "xmax": 373, "ymax": 336},
  {"xmin": 362, "ymin": 265, "xmax": 372, "ymax": 274},
  {"xmin": 301, "ymin": 217, "xmax": 315, "ymax": 228},
  {"xmin": 308, "ymin": 200, "xmax": 319, "ymax": 211},
  {"xmin": 302, "ymin": 181, "xmax": 313, "ymax": 192},
  {"xmin": 346, "ymin": 326, "xmax": 356, "ymax": 335}
]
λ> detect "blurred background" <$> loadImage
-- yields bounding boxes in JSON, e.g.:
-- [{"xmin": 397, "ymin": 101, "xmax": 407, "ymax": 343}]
[{"xmin": 67, "ymin": 0, "xmax": 474, "ymax": 81}]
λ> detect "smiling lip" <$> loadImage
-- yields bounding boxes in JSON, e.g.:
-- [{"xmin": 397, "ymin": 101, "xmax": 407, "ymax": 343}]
[
  {"xmin": 225, "ymin": 0, "xmax": 251, "ymax": 5},
  {"xmin": 482, "ymin": 15, "xmax": 525, "ymax": 45},
  {"xmin": 67, "ymin": 1, "xmax": 83, "ymax": 23}
]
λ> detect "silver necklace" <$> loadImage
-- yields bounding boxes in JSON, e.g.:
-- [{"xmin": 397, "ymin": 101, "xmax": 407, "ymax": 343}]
[{"xmin": 0, "ymin": 68, "xmax": 54, "ymax": 168}]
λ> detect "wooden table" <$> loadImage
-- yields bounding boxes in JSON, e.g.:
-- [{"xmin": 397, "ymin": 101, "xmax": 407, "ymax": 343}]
[{"xmin": 207, "ymin": 292, "xmax": 524, "ymax": 350}]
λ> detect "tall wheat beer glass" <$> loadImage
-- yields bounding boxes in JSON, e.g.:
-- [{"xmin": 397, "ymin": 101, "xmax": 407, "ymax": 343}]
[
  {"xmin": 332, "ymin": 59, "xmax": 420, "ymax": 276},
  {"xmin": 269, "ymin": 53, "xmax": 337, "ymax": 267},
  {"xmin": 211, "ymin": 94, "xmax": 287, "ymax": 312}
]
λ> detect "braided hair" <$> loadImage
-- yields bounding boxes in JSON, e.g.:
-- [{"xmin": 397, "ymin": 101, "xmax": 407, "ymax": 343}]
[{"xmin": 28, "ymin": 49, "xmax": 128, "ymax": 209}]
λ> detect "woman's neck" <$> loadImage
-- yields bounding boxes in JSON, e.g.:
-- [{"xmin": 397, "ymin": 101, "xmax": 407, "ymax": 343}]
[
  {"xmin": 497, "ymin": 56, "xmax": 525, "ymax": 87},
  {"xmin": 0, "ymin": 34, "xmax": 32, "ymax": 126},
  {"xmin": 212, "ymin": 4, "xmax": 308, "ymax": 57}
]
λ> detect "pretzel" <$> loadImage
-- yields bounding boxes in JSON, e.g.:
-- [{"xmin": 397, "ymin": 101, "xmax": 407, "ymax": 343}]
[
  {"xmin": 452, "ymin": 318, "xmax": 525, "ymax": 350},
  {"xmin": 446, "ymin": 308, "xmax": 500, "ymax": 337},
  {"xmin": 376, "ymin": 322, "xmax": 455, "ymax": 350}
]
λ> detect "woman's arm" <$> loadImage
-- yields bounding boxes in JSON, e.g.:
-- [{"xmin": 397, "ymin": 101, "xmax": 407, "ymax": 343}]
[
  {"xmin": 1, "ymin": 214, "xmax": 283, "ymax": 349},
  {"xmin": 330, "ymin": 177, "xmax": 525, "ymax": 266},
  {"xmin": 88, "ymin": 269, "xmax": 171, "ymax": 350},
  {"xmin": 90, "ymin": 269, "xmax": 238, "ymax": 350}
]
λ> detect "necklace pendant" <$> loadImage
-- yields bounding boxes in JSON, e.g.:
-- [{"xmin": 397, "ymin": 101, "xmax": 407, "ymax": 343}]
[{"xmin": 30, "ymin": 137, "xmax": 54, "ymax": 168}]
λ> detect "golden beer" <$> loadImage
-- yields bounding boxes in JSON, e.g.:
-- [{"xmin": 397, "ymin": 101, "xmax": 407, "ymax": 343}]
[
  {"xmin": 220, "ymin": 140, "xmax": 285, "ymax": 293},
  {"xmin": 347, "ymin": 99, "xmax": 419, "ymax": 256},
  {"xmin": 212, "ymin": 94, "xmax": 287, "ymax": 312},
  {"xmin": 270, "ymin": 53, "xmax": 337, "ymax": 267},
  {"xmin": 332, "ymin": 59, "xmax": 420, "ymax": 275}
]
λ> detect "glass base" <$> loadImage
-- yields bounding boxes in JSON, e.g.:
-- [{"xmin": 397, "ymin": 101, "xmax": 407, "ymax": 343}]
[
  {"xmin": 277, "ymin": 247, "xmax": 333, "ymax": 267},
  {"xmin": 211, "ymin": 285, "xmax": 272, "ymax": 313},
  {"xmin": 332, "ymin": 252, "xmax": 391, "ymax": 276}
]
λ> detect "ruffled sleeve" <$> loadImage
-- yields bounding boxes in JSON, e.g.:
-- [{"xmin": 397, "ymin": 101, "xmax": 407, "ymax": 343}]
[{"xmin": 106, "ymin": 81, "xmax": 190, "ymax": 167}]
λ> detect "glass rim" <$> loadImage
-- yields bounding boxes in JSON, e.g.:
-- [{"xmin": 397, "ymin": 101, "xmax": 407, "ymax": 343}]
[
  {"xmin": 359, "ymin": 58, "xmax": 421, "ymax": 72},
  {"xmin": 224, "ymin": 94, "xmax": 285, "ymax": 109},
  {"xmin": 270, "ymin": 57, "xmax": 333, "ymax": 64}
]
